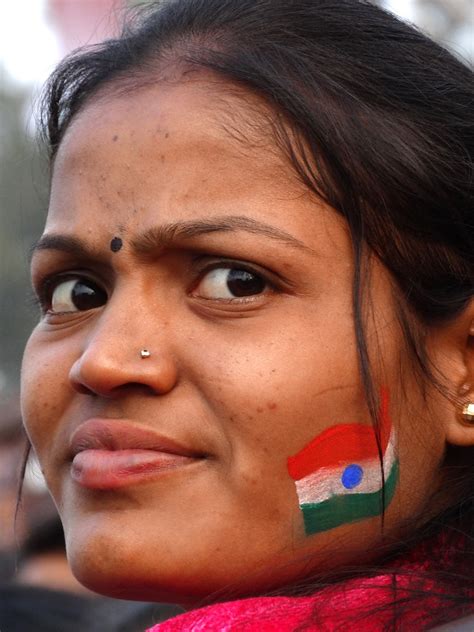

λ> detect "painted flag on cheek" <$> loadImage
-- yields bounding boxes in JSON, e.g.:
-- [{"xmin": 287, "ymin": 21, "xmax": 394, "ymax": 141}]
[{"xmin": 287, "ymin": 390, "xmax": 399, "ymax": 536}]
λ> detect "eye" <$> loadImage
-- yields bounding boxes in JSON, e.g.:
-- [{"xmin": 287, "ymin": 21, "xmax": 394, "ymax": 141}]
[
  {"xmin": 193, "ymin": 267, "xmax": 268, "ymax": 300},
  {"xmin": 49, "ymin": 278, "xmax": 107, "ymax": 314}
]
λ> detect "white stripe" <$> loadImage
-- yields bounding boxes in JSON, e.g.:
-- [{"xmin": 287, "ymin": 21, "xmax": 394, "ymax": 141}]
[{"xmin": 294, "ymin": 431, "xmax": 397, "ymax": 506}]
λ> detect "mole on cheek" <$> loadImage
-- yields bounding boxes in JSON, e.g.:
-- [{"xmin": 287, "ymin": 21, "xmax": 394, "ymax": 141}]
[{"xmin": 110, "ymin": 237, "xmax": 123, "ymax": 253}]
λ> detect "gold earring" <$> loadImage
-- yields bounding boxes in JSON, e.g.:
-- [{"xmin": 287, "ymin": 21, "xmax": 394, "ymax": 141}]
[{"xmin": 461, "ymin": 402, "xmax": 474, "ymax": 425}]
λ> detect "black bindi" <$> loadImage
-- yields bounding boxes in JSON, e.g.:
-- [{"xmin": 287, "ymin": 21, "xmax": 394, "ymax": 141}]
[{"xmin": 110, "ymin": 237, "xmax": 123, "ymax": 253}]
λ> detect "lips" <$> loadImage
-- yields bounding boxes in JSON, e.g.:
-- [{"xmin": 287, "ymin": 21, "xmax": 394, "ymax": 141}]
[{"xmin": 69, "ymin": 418, "xmax": 206, "ymax": 490}]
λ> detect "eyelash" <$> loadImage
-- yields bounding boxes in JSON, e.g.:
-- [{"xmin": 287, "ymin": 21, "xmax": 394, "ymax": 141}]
[
  {"xmin": 33, "ymin": 258, "xmax": 276, "ymax": 315},
  {"xmin": 192, "ymin": 258, "xmax": 275, "ymax": 294}
]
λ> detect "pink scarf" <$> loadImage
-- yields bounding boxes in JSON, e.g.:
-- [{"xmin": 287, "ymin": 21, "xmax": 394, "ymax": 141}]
[{"xmin": 149, "ymin": 533, "xmax": 473, "ymax": 631}]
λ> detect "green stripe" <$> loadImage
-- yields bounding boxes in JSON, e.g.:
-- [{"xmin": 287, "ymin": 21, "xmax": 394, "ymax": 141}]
[{"xmin": 300, "ymin": 459, "xmax": 399, "ymax": 536}]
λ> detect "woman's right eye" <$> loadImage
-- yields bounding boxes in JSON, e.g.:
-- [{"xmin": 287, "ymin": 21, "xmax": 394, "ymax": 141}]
[{"xmin": 47, "ymin": 278, "xmax": 107, "ymax": 314}]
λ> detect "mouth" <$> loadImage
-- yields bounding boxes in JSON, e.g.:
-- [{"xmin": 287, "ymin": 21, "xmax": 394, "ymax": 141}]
[{"xmin": 69, "ymin": 418, "xmax": 207, "ymax": 490}]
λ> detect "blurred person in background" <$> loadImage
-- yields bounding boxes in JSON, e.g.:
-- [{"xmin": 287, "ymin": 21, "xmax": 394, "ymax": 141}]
[{"xmin": 0, "ymin": 402, "xmax": 26, "ymax": 581}]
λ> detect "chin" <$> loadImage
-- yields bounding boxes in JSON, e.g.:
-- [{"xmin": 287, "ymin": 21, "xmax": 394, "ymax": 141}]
[
  {"xmin": 58, "ymin": 496, "xmax": 303, "ymax": 603},
  {"xmin": 63, "ymin": 520, "xmax": 293, "ymax": 606},
  {"xmin": 62, "ymin": 519, "xmax": 229, "ymax": 605},
  {"xmin": 66, "ymin": 538, "xmax": 194, "ymax": 604}
]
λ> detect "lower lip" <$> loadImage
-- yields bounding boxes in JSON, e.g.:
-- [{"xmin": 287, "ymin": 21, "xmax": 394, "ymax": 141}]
[{"xmin": 71, "ymin": 449, "xmax": 199, "ymax": 490}]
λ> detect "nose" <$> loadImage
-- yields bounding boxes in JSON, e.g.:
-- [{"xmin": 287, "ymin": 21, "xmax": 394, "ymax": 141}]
[{"xmin": 69, "ymin": 306, "xmax": 179, "ymax": 398}]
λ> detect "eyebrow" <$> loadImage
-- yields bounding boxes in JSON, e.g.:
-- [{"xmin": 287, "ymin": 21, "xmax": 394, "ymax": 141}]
[
  {"xmin": 131, "ymin": 216, "xmax": 309, "ymax": 254},
  {"xmin": 30, "ymin": 215, "xmax": 310, "ymax": 261},
  {"xmin": 29, "ymin": 234, "xmax": 98, "ymax": 262}
]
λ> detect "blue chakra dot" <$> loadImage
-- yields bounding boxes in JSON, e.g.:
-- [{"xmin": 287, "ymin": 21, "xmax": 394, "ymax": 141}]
[{"xmin": 341, "ymin": 464, "xmax": 364, "ymax": 490}]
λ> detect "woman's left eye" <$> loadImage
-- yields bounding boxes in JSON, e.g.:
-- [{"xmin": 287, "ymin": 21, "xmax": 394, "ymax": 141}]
[{"xmin": 193, "ymin": 267, "xmax": 269, "ymax": 300}]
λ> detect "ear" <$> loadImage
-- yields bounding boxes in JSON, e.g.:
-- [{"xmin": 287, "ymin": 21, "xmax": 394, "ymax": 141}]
[{"xmin": 433, "ymin": 300, "xmax": 474, "ymax": 447}]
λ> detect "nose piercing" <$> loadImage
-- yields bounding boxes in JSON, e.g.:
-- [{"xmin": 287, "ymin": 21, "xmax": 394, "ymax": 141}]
[{"xmin": 140, "ymin": 349, "xmax": 151, "ymax": 359}]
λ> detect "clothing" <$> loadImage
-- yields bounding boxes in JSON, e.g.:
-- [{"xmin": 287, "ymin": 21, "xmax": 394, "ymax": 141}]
[
  {"xmin": 149, "ymin": 531, "xmax": 473, "ymax": 631},
  {"xmin": 0, "ymin": 585, "xmax": 182, "ymax": 632}
]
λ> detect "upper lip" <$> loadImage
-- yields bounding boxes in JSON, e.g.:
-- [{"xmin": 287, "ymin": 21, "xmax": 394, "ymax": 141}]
[{"xmin": 69, "ymin": 418, "xmax": 205, "ymax": 459}]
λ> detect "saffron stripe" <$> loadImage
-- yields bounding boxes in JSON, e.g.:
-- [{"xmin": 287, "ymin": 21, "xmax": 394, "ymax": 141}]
[
  {"xmin": 294, "ymin": 429, "xmax": 396, "ymax": 505},
  {"xmin": 288, "ymin": 389, "xmax": 391, "ymax": 480},
  {"xmin": 300, "ymin": 458, "xmax": 399, "ymax": 536}
]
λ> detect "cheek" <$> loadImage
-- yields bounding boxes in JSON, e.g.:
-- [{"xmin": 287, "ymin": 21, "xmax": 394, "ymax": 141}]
[
  {"xmin": 189, "ymin": 326, "xmax": 367, "ymax": 525},
  {"xmin": 21, "ymin": 332, "xmax": 70, "ymax": 459},
  {"xmin": 287, "ymin": 389, "xmax": 399, "ymax": 537},
  {"xmin": 195, "ymin": 330, "xmax": 362, "ymax": 456}
]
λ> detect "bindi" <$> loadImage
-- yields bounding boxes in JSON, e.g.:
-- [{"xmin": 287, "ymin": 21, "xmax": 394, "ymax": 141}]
[{"xmin": 110, "ymin": 237, "xmax": 123, "ymax": 253}]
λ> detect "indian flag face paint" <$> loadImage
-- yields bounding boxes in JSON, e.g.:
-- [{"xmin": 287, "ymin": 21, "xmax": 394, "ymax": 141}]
[{"xmin": 287, "ymin": 389, "xmax": 399, "ymax": 536}]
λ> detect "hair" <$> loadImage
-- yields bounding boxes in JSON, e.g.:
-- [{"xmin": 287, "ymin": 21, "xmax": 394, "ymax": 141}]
[{"xmin": 36, "ymin": 0, "xmax": 473, "ymax": 627}]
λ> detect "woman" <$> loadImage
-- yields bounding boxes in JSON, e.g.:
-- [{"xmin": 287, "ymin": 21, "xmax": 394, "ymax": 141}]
[{"xmin": 21, "ymin": 0, "xmax": 473, "ymax": 629}]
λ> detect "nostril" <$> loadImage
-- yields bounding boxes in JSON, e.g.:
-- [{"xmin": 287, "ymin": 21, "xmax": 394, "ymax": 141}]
[
  {"xmin": 117, "ymin": 382, "xmax": 160, "ymax": 397},
  {"xmin": 73, "ymin": 382, "xmax": 95, "ymax": 396}
]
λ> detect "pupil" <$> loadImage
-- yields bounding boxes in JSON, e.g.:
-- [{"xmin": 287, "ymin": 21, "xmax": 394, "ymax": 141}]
[
  {"xmin": 72, "ymin": 281, "xmax": 106, "ymax": 310},
  {"xmin": 226, "ymin": 269, "xmax": 265, "ymax": 297}
]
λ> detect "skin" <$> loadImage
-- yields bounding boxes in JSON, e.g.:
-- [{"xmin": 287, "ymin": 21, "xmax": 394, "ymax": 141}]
[{"xmin": 21, "ymin": 76, "xmax": 474, "ymax": 604}]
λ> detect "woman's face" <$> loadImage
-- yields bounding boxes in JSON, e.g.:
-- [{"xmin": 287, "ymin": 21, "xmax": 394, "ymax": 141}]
[{"xmin": 22, "ymin": 78, "xmax": 448, "ymax": 602}]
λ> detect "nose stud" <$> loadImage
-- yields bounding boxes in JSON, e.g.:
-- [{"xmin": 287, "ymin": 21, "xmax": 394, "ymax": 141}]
[{"xmin": 140, "ymin": 349, "xmax": 151, "ymax": 359}]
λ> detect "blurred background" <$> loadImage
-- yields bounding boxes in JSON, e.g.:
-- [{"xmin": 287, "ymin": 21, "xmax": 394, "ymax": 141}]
[{"xmin": 0, "ymin": 0, "xmax": 472, "ymax": 621}]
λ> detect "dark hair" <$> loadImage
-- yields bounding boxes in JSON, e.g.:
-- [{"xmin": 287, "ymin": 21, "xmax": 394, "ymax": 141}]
[{"xmin": 37, "ymin": 0, "xmax": 473, "ymax": 627}]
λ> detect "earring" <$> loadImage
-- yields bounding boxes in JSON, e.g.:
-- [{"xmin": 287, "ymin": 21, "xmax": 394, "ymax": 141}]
[
  {"xmin": 458, "ymin": 384, "xmax": 474, "ymax": 425},
  {"xmin": 140, "ymin": 349, "xmax": 151, "ymax": 359},
  {"xmin": 461, "ymin": 402, "xmax": 474, "ymax": 425}
]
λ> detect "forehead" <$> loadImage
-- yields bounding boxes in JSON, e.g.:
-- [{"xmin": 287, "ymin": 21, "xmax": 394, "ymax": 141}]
[
  {"xmin": 55, "ymin": 77, "xmax": 280, "ymax": 181},
  {"xmin": 46, "ymin": 76, "xmax": 340, "ymax": 249}
]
